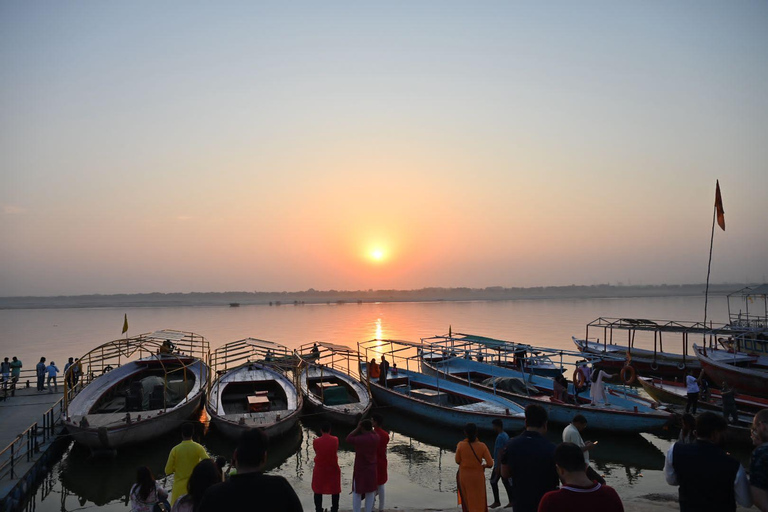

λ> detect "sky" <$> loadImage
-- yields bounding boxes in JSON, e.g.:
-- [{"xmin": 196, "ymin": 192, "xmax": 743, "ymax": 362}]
[{"xmin": 1, "ymin": 1, "xmax": 767, "ymax": 296}]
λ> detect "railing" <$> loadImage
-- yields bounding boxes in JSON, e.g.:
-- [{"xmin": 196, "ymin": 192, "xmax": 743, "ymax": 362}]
[{"xmin": 0, "ymin": 396, "xmax": 66, "ymax": 484}]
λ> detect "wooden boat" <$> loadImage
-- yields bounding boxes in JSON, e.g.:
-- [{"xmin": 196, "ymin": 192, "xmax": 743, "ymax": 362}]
[
  {"xmin": 637, "ymin": 376, "xmax": 768, "ymax": 413},
  {"xmin": 64, "ymin": 330, "xmax": 209, "ymax": 452},
  {"xmin": 297, "ymin": 342, "xmax": 371, "ymax": 425},
  {"xmin": 422, "ymin": 333, "xmax": 565, "ymax": 378},
  {"xmin": 358, "ymin": 339, "xmax": 526, "ymax": 431},
  {"xmin": 572, "ymin": 334, "xmax": 701, "ymax": 379},
  {"xmin": 207, "ymin": 338, "xmax": 303, "ymax": 439},
  {"xmin": 421, "ymin": 354, "xmax": 673, "ymax": 433},
  {"xmin": 693, "ymin": 344, "xmax": 768, "ymax": 398}
]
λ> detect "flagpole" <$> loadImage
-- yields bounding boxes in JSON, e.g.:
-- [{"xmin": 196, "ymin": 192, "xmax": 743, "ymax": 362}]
[{"xmin": 703, "ymin": 202, "xmax": 717, "ymax": 349}]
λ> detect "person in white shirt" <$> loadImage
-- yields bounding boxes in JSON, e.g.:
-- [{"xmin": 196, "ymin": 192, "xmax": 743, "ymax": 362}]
[
  {"xmin": 684, "ymin": 370, "xmax": 700, "ymax": 414},
  {"xmin": 562, "ymin": 414, "xmax": 604, "ymax": 484},
  {"xmin": 664, "ymin": 412, "xmax": 752, "ymax": 511}
]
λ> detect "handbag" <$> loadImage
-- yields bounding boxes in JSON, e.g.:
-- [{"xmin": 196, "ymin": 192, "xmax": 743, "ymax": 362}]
[{"xmin": 153, "ymin": 499, "xmax": 171, "ymax": 512}]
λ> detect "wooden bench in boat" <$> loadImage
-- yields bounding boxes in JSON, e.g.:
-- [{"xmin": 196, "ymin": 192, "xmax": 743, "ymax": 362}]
[
  {"xmin": 410, "ymin": 388, "xmax": 449, "ymax": 406},
  {"xmin": 247, "ymin": 395, "xmax": 271, "ymax": 412}
]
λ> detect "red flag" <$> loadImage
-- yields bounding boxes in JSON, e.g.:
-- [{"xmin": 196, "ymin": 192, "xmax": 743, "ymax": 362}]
[{"xmin": 715, "ymin": 180, "xmax": 725, "ymax": 231}]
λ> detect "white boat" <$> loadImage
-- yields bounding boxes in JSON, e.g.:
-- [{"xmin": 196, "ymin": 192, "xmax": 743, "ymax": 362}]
[
  {"xmin": 206, "ymin": 338, "xmax": 303, "ymax": 439},
  {"xmin": 64, "ymin": 330, "xmax": 209, "ymax": 452},
  {"xmin": 297, "ymin": 342, "xmax": 372, "ymax": 425}
]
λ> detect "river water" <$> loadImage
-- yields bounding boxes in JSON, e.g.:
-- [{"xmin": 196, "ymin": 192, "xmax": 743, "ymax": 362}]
[{"xmin": 2, "ymin": 295, "xmax": 746, "ymax": 511}]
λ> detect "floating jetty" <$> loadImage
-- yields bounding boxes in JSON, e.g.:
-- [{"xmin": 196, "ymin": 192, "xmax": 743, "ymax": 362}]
[{"xmin": 0, "ymin": 384, "xmax": 69, "ymax": 512}]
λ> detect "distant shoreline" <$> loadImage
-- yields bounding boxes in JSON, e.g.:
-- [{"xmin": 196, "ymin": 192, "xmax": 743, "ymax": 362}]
[{"xmin": 0, "ymin": 283, "xmax": 752, "ymax": 310}]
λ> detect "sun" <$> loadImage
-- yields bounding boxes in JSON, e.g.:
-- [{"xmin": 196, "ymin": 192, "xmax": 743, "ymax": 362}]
[{"xmin": 369, "ymin": 248, "xmax": 385, "ymax": 262}]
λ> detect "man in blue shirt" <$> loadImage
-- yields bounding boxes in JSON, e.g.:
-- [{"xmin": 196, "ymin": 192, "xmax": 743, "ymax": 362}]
[{"xmin": 489, "ymin": 418, "xmax": 513, "ymax": 509}]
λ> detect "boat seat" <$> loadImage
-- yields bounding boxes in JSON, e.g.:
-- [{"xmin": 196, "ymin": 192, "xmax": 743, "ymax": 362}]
[
  {"xmin": 126, "ymin": 382, "xmax": 144, "ymax": 411},
  {"xmin": 148, "ymin": 384, "xmax": 165, "ymax": 409}
]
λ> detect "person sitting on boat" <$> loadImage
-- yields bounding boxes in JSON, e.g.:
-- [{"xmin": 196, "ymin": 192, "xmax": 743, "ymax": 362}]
[
  {"xmin": 553, "ymin": 374, "xmax": 567, "ymax": 402},
  {"xmin": 311, "ymin": 343, "xmax": 320, "ymax": 356},
  {"xmin": 590, "ymin": 368, "xmax": 615, "ymax": 407},
  {"xmin": 721, "ymin": 383, "xmax": 738, "ymax": 425},
  {"xmin": 160, "ymin": 339, "xmax": 175, "ymax": 355},
  {"xmin": 369, "ymin": 359, "xmax": 380, "ymax": 380},
  {"xmin": 265, "ymin": 350, "xmax": 274, "ymax": 362},
  {"xmin": 573, "ymin": 362, "xmax": 590, "ymax": 402}
]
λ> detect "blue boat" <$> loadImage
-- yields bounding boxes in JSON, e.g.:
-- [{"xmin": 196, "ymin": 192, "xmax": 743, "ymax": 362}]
[
  {"xmin": 357, "ymin": 341, "xmax": 525, "ymax": 431},
  {"xmin": 421, "ymin": 356, "xmax": 673, "ymax": 433}
]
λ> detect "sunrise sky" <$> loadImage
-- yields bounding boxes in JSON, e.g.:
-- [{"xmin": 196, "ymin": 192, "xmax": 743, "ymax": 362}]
[{"xmin": 2, "ymin": 1, "xmax": 766, "ymax": 296}]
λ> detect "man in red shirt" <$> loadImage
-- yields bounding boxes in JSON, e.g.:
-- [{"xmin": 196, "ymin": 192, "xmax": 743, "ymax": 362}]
[
  {"xmin": 312, "ymin": 422, "xmax": 341, "ymax": 512},
  {"xmin": 347, "ymin": 419, "xmax": 379, "ymax": 512},
  {"xmin": 538, "ymin": 442, "xmax": 624, "ymax": 512},
  {"xmin": 372, "ymin": 414, "xmax": 390, "ymax": 512}
]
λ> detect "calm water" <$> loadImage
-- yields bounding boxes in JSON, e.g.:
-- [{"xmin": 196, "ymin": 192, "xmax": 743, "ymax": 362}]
[{"xmin": 2, "ymin": 296, "xmax": 738, "ymax": 511}]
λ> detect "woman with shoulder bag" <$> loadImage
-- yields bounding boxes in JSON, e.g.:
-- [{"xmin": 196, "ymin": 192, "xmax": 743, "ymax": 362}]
[
  {"xmin": 130, "ymin": 466, "xmax": 169, "ymax": 512},
  {"xmin": 455, "ymin": 423, "xmax": 493, "ymax": 512}
]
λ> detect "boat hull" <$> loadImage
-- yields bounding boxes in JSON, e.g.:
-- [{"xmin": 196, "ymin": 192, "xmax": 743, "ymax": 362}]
[
  {"xmin": 66, "ymin": 393, "xmax": 203, "ymax": 450},
  {"xmin": 209, "ymin": 406, "xmax": 301, "ymax": 439},
  {"xmin": 694, "ymin": 345, "xmax": 768, "ymax": 398}
]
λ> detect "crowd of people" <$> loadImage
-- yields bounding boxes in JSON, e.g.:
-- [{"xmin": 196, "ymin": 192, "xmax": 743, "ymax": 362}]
[
  {"xmin": 0, "ymin": 355, "xmax": 83, "ymax": 398},
  {"xmin": 124, "ymin": 402, "xmax": 768, "ymax": 512}
]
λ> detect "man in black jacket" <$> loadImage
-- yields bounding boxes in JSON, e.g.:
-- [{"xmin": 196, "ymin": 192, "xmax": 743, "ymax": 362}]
[
  {"xmin": 664, "ymin": 411, "xmax": 752, "ymax": 511},
  {"xmin": 200, "ymin": 429, "xmax": 302, "ymax": 512},
  {"xmin": 500, "ymin": 404, "xmax": 559, "ymax": 512}
]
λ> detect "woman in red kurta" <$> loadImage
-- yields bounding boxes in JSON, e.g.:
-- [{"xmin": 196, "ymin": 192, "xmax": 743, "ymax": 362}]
[
  {"xmin": 372, "ymin": 414, "xmax": 390, "ymax": 512},
  {"xmin": 455, "ymin": 422, "xmax": 493, "ymax": 512},
  {"xmin": 312, "ymin": 423, "xmax": 341, "ymax": 512},
  {"xmin": 346, "ymin": 419, "xmax": 379, "ymax": 512}
]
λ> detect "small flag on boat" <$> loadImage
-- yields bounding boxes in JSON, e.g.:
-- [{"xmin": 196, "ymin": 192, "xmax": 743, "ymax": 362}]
[
  {"xmin": 122, "ymin": 314, "xmax": 128, "ymax": 334},
  {"xmin": 715, "ymin": 180, "xmax": 725, "ymax": 231}
]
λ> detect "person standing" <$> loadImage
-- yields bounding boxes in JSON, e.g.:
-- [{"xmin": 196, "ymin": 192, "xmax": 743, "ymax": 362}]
[
  {"xmin": 722, "ymin": 382, "xmax": 739, "ymax": 424},
  {"xmin": 590, "ymin": 368, "xmax": 614, "ymax": 406},
  {"xmin": 346, "ymin": 419, "xmax": 379, "ymax": 512},
  {"xmin": 750, "ymin": 408, "xmax": 768, "ymax": 511},
  {"xmin": 36, "ymin": 357, "xmax": 46, "ymax": 392},
  {"xmin": 369, "ymin": 359, "xmax": 380, "ymax": 381},
  {"xmin": 500, "ymin": 404, "xmax": 558, "ymax": 512},
  {"xmin": 664, "ymin": 411, "xmax": 752, "ymax": 511},
  {"xmin": 46, "ymin": 361, "xmax": 60, "ymax": 393},
  {"xmin": 489, "ymin": 418, "xmax": 513, "ymax": 509},
  {"xmin": 312, "ymin": 422, "xmax": 341, "ymax": 512},
  {"xmin": 199, "ymin": 429, "xmax": 302, "ymax": 512},
  {"xmin": 455, "ymin": 422, "xmax": 492, "ymax": 512},
  {"xmin": 562, "ymin": 414, "xmax": 604, "ymax": 484},
  {"xmin": 372, "ymin": 414, "xmax": 390, "ymax": 512},
  {"xmin": 64, "ymin": 357, "xmax": 75, "ymax": 389},
  {"xmin": 165, "ymin": 423, "xmax": 210, "ymax": 506},
  {"xmin": 1, "ymin": 358, "xmax": 9, "ymax": 397},
  {"xmin": 378, "ymin": 356, "xmax": 390, "ymax": 387},
  {"xmin": 684, "ymin": 370, "xmax": 700, "ymax": 415},
  {"xmin": 171, "ymin": 459, "xmax": 222, "ymax": 512},
  {"xmin": 538, "ymin": 442, "xmax": 624, "ymax": 512},
  {"xmin": 678, "ymin": 414, "xmax": 696, "ymax": 444},
  {"xmin": 9, "ymin": 357, "xmax": 22, "ymax": 396},
  {"xmin": 130, "ymin": 466, "xmax": 169, "ymax": 512}
]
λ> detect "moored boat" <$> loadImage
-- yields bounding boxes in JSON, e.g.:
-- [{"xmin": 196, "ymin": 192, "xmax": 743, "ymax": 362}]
[
  {"xmin": 693, "ymin": 344, "xmax": 768, "ymax": 398},
  {"xmin": 207, "ymin": 338, "xmax": 303, "ymax": 439},
  {"xmin": 358, "ymin": 339, "xmax": 526, "ymax": 431},
  {"xmin": 297, "ymin": 342, "xmax": 372, "ymax": 425},
  {"xmin": 64, "ymin": 330, "xmax": 209, "ymax": 452},
  {"xmin": 637, "ymin": 375, "xmax": 768, "ymax": 413}
]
